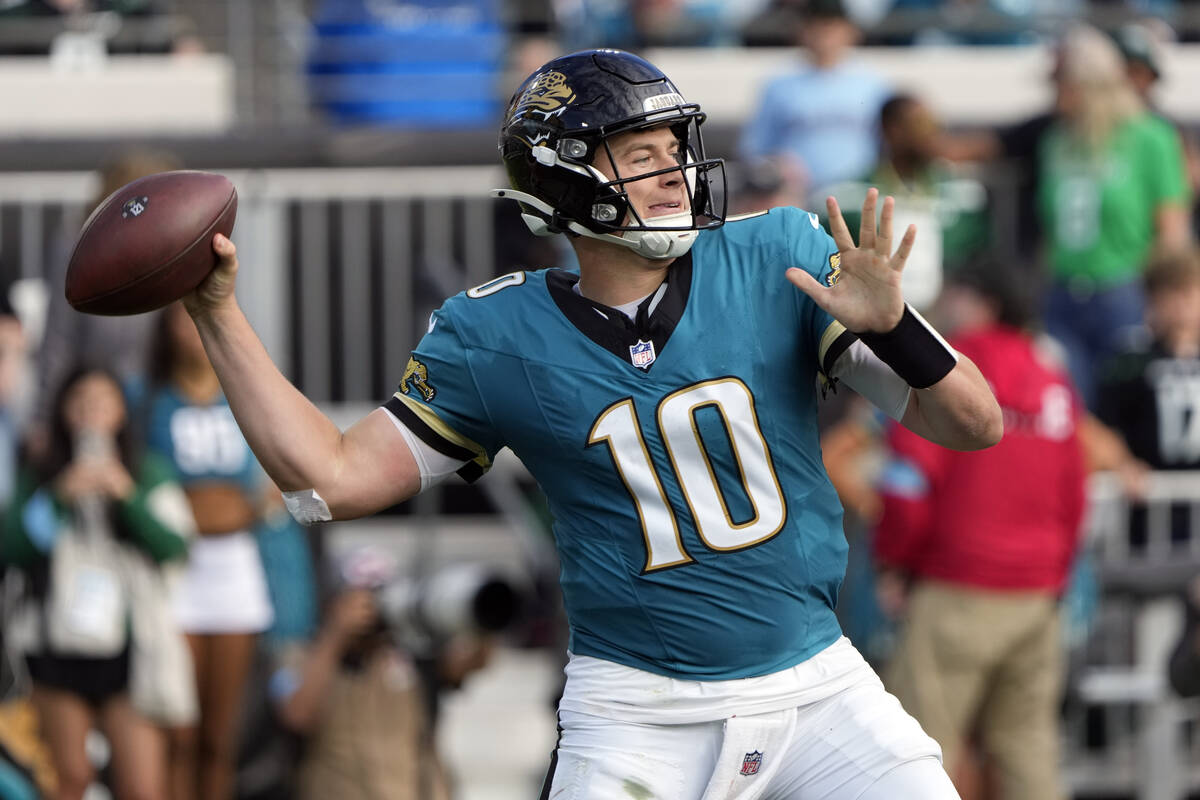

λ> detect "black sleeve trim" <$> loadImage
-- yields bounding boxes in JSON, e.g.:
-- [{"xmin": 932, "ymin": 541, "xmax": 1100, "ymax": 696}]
[
  {"xmin": 384, "ymin": 396, "xmax": 477, "ymax": 463},
  {"xmin": 821, "ymin": 329, "xmax": 858, "ymax": 380},
  {"xmin": 456, "ymin": 462, "xmax": 485, "ymax": 484}
]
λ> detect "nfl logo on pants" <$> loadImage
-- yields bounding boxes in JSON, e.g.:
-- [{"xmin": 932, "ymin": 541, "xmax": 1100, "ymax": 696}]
[{"xmin": 740, "ymin": 751, "xmax": 763, "ymax": 776}]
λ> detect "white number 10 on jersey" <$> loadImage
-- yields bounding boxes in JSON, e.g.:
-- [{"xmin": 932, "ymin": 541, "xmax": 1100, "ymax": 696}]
[{"xmin": 587, "ymin": 377, "xmax": 787, "ymax": 572}]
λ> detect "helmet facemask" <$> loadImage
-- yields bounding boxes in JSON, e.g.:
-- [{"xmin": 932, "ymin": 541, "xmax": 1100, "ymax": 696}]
[{"xmin": 580, "ymin": 119, "xmax": 726, "ymax": 259}]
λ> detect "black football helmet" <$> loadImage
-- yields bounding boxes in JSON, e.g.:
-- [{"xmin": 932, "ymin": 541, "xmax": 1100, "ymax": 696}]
[{"xmin": 492, "ymin": 49, "xmax": 726, "ymax": 260}]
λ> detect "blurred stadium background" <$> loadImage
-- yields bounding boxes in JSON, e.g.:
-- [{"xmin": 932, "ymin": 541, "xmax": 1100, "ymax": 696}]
[{"xmin": 3, "ymin": 1, "xmax": 1200, "ymax": 799}]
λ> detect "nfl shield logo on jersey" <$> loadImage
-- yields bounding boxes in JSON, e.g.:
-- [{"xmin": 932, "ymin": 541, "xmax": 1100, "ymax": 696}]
[
  {"xmin": 629, "ymin": 339, "xmax": 656, "ymax": 369},
  {"xmin": 740, "ymin": 751, "xmax": 763, "ymax": 776}
]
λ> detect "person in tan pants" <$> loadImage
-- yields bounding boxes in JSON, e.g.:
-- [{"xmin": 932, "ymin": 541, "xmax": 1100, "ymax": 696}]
[
  {"xmin": 874, "ymin": 264, "xmax": 1087, "ymax": 800},
  {"xmin": 884, "ymin": 582, "xmax": 1064, "ymax": 799}
]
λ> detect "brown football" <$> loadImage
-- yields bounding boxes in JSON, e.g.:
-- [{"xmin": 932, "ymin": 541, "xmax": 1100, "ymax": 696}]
[{"xmin": 65, "ymin": 170, "xmax": 238, "ymax": 315}]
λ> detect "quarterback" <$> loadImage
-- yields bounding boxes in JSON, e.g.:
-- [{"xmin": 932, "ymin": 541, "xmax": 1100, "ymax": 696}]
[{"xmin": 185, "ymin": 50, "xmax": 1001, "ymax": 799}]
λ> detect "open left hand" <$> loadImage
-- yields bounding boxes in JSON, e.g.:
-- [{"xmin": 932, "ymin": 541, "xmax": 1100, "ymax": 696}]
[{"xmin": 786, "ymin": 187, "xmax": 914, "ymax": 334}]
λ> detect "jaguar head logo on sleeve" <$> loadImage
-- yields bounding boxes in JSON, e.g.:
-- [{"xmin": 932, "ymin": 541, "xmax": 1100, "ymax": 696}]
[
  {"xmin": 826, "ymin": 253, "xmax": 842, "ymax": 287},
  {"xmin": 400, "ymin": 357, "xmax": 436, "ymax": 402}
]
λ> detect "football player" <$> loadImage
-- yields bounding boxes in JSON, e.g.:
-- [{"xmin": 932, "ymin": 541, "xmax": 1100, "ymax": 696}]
[{"xmin": 185, "ymin": 50, "xmax": 1001, "ymax": 799}]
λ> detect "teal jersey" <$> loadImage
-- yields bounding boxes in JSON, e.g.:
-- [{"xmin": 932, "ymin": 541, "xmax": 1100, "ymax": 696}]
[
  {"xmin": 145, "ymin": 385, "xmax": 262, "ymax": 497},
  {"xmin": 386, "ymin": 207, "xmax": 852, "ymax": 680}
]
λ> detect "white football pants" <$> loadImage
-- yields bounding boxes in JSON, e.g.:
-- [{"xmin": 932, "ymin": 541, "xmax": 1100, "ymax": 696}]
[{"xmin": 541, "ymin": 674, "xmax": 959, "ymax": 800}]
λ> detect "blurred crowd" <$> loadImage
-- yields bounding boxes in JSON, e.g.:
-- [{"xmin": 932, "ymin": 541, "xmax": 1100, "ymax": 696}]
[
  {"xmin": 736, "ymin": 6, "xmax": 1200, "ymax": 800},
  {"xmin": 2, "ymin": 0, "xmax": 1200, "ymax": 799},
  {"xmin": 5, "ymin": 0, "xmax": 1197, "ymax": 50},
  {"xmin": 725, "ymin": 5, "xmax": 1200, "ymax": 799}
]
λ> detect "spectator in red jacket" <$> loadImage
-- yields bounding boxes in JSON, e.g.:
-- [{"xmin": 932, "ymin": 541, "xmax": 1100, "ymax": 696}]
[{"xmin": 874, "ymin": 262, "xmax": 1087, "ymax": 800}]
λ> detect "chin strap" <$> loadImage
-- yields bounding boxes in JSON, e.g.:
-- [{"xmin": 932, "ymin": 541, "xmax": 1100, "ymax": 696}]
[{"xmin": 490, "ymin": 188, "xmax": 698, "ymax": 260}]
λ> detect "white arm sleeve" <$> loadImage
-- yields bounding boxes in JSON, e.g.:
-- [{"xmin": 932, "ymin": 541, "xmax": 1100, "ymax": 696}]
[
  {"xmin": 829, "ymin": 339, "xmax": 913, "ymax": 422},
  {"xmin": 383, "ymin": 406, "xmax": 470, "ymax": 492}
]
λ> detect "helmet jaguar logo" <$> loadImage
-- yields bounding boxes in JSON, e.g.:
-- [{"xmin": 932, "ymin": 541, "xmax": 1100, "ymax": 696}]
[
  {"xmin": 515, "ymin": 70, "xmax": 576, "ymax": 115},
  {"xmin": 400, "ymin": 357, "xmax": 436, "ymax": 402}
]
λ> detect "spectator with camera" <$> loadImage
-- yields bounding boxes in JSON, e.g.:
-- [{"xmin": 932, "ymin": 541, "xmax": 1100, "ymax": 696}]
[
  {"xmin": 2, "ymin": 365, "xmax": 195, "ymax": 800},
  {"xmin": 267, "ymin": 546, "xmax": 497, "ymax": 800}
]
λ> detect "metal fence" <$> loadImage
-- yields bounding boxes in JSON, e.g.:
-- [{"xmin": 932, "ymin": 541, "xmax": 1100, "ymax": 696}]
[{"xmin": 1065, "ymin": 472, "xmax": 1200, "ymax": 800}]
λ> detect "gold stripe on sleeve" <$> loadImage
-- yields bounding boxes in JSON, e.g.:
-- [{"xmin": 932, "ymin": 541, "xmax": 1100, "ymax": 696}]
[{"xmin": 391, "ymin": 393, "xmax": 492, "ymax": 474}]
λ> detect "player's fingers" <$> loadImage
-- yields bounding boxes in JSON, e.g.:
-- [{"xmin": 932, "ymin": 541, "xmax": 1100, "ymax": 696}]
[
  {"xmin": 212, "ymin": 234, "xmax": 239, "ymax": 269},
  {"xmin": 213, "ymin": 233, "xmax": 236, "ymax": 256},
  {"xmin": 878, "ymin": 195, "xmax": 894, "ymax": 256},
  {"xmin": 785, "ymin": 267, "xmax": 828, "ymax": 307},
  {"xmin": 825, "ymin": 197, "xmax": 855, "ymax": 252},
  {"xmin": 892, "ymin": 224, "xmax": 917, "ymax": 271},
  {"xmin": 858, "ymin": 187, "xmax": 878, "ymax": 251}
]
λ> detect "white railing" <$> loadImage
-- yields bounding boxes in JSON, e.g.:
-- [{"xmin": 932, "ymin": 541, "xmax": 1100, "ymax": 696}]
[{"xmin": 1065, "ymin": 471, "xmax": 1200, "ymax": 800}]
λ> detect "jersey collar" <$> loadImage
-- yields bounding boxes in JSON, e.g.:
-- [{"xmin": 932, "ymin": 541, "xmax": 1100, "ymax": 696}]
[{"xmin": 546, "ymin": 252, "xmax": 693, "ymax": 372}]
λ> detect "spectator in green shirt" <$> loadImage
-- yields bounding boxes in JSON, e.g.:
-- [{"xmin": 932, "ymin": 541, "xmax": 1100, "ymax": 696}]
[
  {"xmin": 1038, "ymin": 23, "xmax": 1191, "ymax": 409},
  {"xmin": 821, "ymin": 93, "xmax": 990, "ymax": 313}
]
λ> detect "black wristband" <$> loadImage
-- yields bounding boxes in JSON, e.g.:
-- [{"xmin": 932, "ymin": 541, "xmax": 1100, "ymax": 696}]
[{"xmin": 853, "ymin": 304, "xmax": 958, "ymax": 389}]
